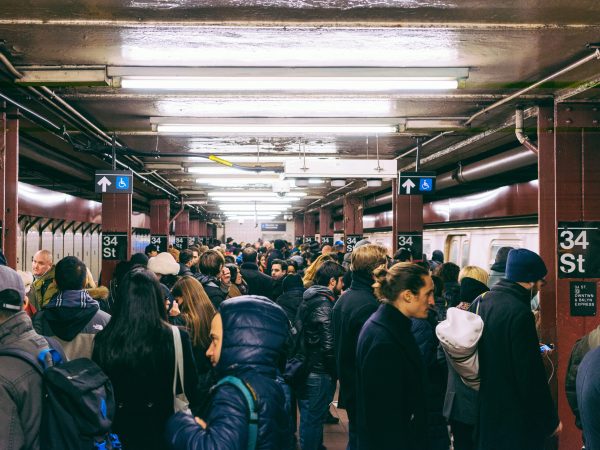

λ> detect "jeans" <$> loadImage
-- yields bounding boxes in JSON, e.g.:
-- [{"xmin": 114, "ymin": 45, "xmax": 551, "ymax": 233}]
[{"xmin": 298, "ymin": 372, "xmax": 334, "ymax": 450}]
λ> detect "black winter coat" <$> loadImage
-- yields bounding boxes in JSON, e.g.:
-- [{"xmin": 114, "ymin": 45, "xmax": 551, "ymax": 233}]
[
  {"xmin": 194, "ymin": 274, "xmax": 227, "ymax": 309},
  {"xmin": 476, "ymin": 279, "xmax": 559, "ymax": 450},
  {"xmin": 296, "ymin": 285, "xmax": 336, "ymax": 377},
  {"xmin": 276, "ymin": 287, "xmax": 304, "ymax": 323},
  {"xmin": 356, "ymin": 303, "xmax": 428, "ymax": 450},
  {"xmin": 166, "ymin": 296, "xmax": 290, "ymax": 450},
  {"xmin": 240, "ymin": 263, "xmax": 273, "ymax": 299},
  {"xmin": 331, "ymin": 271, "xmax": 378, "ymax": 421}
]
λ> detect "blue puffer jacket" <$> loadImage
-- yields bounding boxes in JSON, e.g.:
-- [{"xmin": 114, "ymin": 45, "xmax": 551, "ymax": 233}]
[{"xmin": 166, "ymin": 295, "xmax": 290, "ymax": 450}]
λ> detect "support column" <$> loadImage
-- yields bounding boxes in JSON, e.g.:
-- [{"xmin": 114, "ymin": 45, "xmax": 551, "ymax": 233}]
[
  {"xmin": 539, "ymin": 103, "xmax": 600, "ymax": 450},
  {"xmin": 150, "ymin": 199, "xmax": 170, "ymax": 252},
  {"xmin": 101, "ymin": 193, "xmax": 132, "ymax": 287},
  {"xmin": 4, "ymin": 109, "xmax": 18, "ymax": 268},
  {"xmin": 174, "ymin": 210, "xmax": 190, "ymax": 250},
  {"xmin": 319, "ymin": 207, "xmax": 334, "ymax": 246},
  {"xmin": 294, "ymin": 215, "xmax": 304, "ymax": 244},
  {"xmin": 393, "ymin": 185, "xmax": 424, "ymax": 260},
  {"xmin": 189, "ymin": 218, "xmax": 200, "ymax": 247},
  {"xmin": 343, "ymin": 196, "xmax": 363, "ymax": 253},
  {"xmin": 0, "ymin": 105, "xmax": 6, "ymax": 259},
  {"xmin": 198, "ymin": 220, "xmax": 208, "ymax": 245},
  {"xmin": 304, "ymin": 213, "xmax": 317, "ymax": 244}
]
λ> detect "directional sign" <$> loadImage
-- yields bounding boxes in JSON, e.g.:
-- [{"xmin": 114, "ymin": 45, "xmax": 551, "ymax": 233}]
[
  {"xmin": 558, "ymin": 222, "xmax": 600, "ymax": 278},
  {"xmin": 345, "ymin": 235, "xmax": 363, "ymax": 253},
  {"xmin": 570, "ymin": 281, "xmax": 597, "ymax": 316},
  {"xmin": 397, "ymin": 232, "xmax": 423, "ymax": 260},
  {"xmin": 398, "ymin": 171, "xmax": 437, "ymax": 196},
  {"xmin": 102, "ymin": 232, "xmax": 128, "ymax": 261},
  {"xmin": 95, "ymin": 170, "xmax": 133, "ymax": 194},
  {"xmin": 150, "ymin": 235, "xmax": 168, "ymax": 253},
  {"xmin": 174, "ymin": 236, "xmax": 188, "ymax": 251}
]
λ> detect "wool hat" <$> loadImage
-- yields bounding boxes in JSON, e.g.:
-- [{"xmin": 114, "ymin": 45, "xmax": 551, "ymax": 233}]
[
  {"xmin": 460, "ymin": 277, "xmax": 489, "ymax": 304},
  {"xmin": 0, "ymin": 266, "xmax": 26, "ymax": 310},
  {"xmin": 148, "ymin": 252, "xmax": 180, "ymax": 276},
  {"xmin": 283, "ymin": 274, "xmax": 304, "ymax": 292},
  {"xmin": 505, "ymin": 249, "xmax": 547, "ymax": 283}
]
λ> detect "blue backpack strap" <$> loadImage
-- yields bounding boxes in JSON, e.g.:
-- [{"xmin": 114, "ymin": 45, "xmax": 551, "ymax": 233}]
[{"xmin": 216, "ymin": 376, "xmax": 258, "ymax": 450}]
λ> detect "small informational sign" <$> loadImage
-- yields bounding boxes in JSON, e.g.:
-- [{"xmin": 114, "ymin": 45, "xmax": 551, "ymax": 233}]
[
  {"xmin": 398, "ymin": 171, "xmax": 437, "ymax": 195},
  {"xmin": 261, "ymin": 223, "xmax": 286, "ymax": 232},
  {"xmin": 320, "ymin": 236, "xmax": 334, "ymax": 246},
  {"xmin": 102, "ymin": 232, "xmax": 128, "ymax": 261},
  {"xmin": 174, "ymin": 236, "xmax": 188, "ymax": 251},
  {"xmin": 187, "ymin": 237, "xmax": 196, "ymax": 248},
  {"xmin": 150, "ymin": 235, "xmax": 168, "ymax": 253},
  {"xmin": 305, "ymin": 236, "xmax": 316, "ymax": 244},
  {"xmin": 570, "ymin": 281, "xmax": 597, "ymax": 316},
  {"xmin": 94, "ymin": 170, "xmax": 133, "ymax": 194},
  {"xmin": 345, "ymin": 235, "xmax": 363, "ymax": 253},
  {"xmin": 558, "ymin": 222, "xmax": 600, "ymax": 278},
  {"xmin": 295, "ymin": 236, "xmax": 304, "ymax": 244},
  {"xmin": 397, "ymin": 232, "xmax": 423, "ymax": 260}
]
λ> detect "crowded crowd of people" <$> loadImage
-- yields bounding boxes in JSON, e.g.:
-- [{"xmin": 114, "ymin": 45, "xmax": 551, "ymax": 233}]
[{"xmin": 0, "ymin": 237, "xmax": 599, "ymax": 450}]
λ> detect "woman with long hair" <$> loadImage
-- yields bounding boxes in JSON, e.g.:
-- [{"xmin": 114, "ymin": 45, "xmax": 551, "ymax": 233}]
[
  {"xmin": 92, "ymin": 268, "xmax": 199, "ymax": 450},
  {"xmin": 225, "ymin": 264, "xmax": 247, "ymax": 298},
  {"xmin": 302, "ymin": 253, "xmax": 335, "ymax": 288}
]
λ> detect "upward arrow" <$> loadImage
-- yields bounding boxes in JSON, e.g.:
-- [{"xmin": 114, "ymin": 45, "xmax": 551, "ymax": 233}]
[
  {"xmin": 97, "ymin": 176, "xmax": 112, "ymax": 193},
  {"xmin": 402, "ymin": 178, "xmax": 416, "ymax": 194}
]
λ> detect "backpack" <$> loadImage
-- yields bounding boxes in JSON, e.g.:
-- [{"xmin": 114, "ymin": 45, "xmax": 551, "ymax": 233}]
[
  {"xmin": 215, "ymin": 376, "xmax": 258, "ymax": 450},
  {"xmin": 0, "ymin": 343, "xmax": 120, "ymax": 450},
  {"xmin": 283, "ymin": 301, "xmax": 320, "ymax": 388}
]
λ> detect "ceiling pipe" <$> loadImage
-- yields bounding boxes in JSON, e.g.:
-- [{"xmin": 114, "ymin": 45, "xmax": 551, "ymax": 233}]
[
  {"xmin": 364, "ymin": 145, "xmax": 538, "ymax": 209},
  {"xmin": 465, "ymin": 48, "xmax": 600, "ymax": 126},
  {"xmin": 515, "ymin": 108, "xmax": 538, "ymax": 154},
  {"xmin": 169, "ymin": 198, "xmax": 186, "ymax": 225}
]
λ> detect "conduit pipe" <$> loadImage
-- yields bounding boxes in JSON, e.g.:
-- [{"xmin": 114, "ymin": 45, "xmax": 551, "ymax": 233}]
[
  {"xmin": 465, "ymin": 48, "xmax": 600, "ymax": 126},
  {"xmin": 515, "ymin": 108, "xmax": 538, "ymax": 154}
]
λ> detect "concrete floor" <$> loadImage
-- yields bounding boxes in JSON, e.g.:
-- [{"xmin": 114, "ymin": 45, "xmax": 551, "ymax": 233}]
[{"xmin": 323, "ymin": 401, "xmax": 349, "ymax": 450}]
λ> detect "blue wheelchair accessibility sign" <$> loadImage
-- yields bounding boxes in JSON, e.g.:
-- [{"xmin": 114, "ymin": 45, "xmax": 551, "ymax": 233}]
[
  {"xmin": 419, "ymin": 178, "xmax": 433, "ymax": 192},
  {"xmin": 116, "ymin": 176, "xmax": 130, "ymax": 190}
]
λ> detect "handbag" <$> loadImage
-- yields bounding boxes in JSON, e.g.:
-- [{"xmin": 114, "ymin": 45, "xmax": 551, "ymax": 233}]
[
  {"xmin": 171, "ymin": 326, "xmax": 192, "ymax": 415},
  {"xmin": 436, "ymin": 295, "xmax": 485, "ymax": 390}
]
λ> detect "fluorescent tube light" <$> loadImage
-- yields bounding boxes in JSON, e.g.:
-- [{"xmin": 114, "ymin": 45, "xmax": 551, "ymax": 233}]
[
  {"xmin": 218, "ymin": 204, "xmax": 291, "ymax": 211},
  {"xmin": 308, "ymin": 178, "xmax": 324, "ymax": 184},
  {"xmin": 157, "ymin": 123, "xmax": 397, "ymax": 135},
  {"xmin": 211, "ymin": 196, "xmax": 302, "ymax": 203},
  {"xmin": 188, "ymin": 167, "xmax": 277, "ymax": 175},
  {"xmin": 208, "ymin": 191, "xmax": 307, "ymax": 198},
  {"xmin": 228, "ymin": 216, "xmax": 277, "ymax": 221},
  {"xmin": 210, "ymin": 155, "xmax": 334, "ymax": 163},
  {"xmin": 195, "ymin": 177, "xmax": 280, "ymax": 186}
]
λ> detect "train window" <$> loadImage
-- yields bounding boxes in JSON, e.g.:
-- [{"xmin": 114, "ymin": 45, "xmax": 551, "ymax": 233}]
[
  {"xmin": 447, "ymin": 234, "xmax": 469, "ymax": 267},
  {"xmin": 489, "ymin": 240, "xmax": 522, "ymax": 266},
  {"xmin": 423, "ymin": 240, "xmax": 432, "ymax": 260},
  {"xmin": 461, "ymin": 240, "xmax": 471, "ymax": 268}
]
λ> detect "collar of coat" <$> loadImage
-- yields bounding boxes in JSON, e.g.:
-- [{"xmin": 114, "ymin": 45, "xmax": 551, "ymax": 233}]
[{"xmin": 491, "ymin": 278, "xmax": 532, "ymax": 306}]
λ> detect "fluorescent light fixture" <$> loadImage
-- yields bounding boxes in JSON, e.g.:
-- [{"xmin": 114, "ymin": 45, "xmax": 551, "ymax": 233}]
[
  {"xmin": 210, "ymin": 155, "xmax": 335, "ymax": 163},
  {"xmin": 195, "ymin": 177, "xmax": 280, "ymax": 186},
  {"xmin": 114, "ymin": 67, "xmax": 467, "ymax": 92},
  {"xmin": 188, "ymin": 166, "xmax": 277, "ymax": 175},
  {"xmin": 285, "ymin": 159, "xmax": 397, "ymax": 180},
  {"xmin": 211, "ymin": 196, "xmax": 302, "ymax": 203},
  {"xmin": 228, "ymin": 216, "xmax": 277, "ymax": 221},
  {"xmin": 208, "ymin": 191, "xmax": 307, "ymax": 197},
  {"xmin": 330, "ymin": 179, "xmax": 346, "ymax": 187},
  {"xmin": 309, "ymin": 178, "xmax": 324, "ymax": 184},
  {"xmin": 184, "ymin": 200, "xmax": 208, "ymax": 205},
  {"xmin": 218, "ymin": 204, "xmax": 291, "ymax": 211},
  {"xmin": 157, "ymin": 123, "xmax": 397, "ymax": 135},
  {"xmin": 366, "ymin": 179, "xmax": 383, "ymax": 187}
]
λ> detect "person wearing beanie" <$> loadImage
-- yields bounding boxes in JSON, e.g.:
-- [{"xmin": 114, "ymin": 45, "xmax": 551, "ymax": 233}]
[
  {"xmin": 488, "ymin": 246, "xmax": 514, "ymax": 288},
  {"xmin": 275, "ymin": 274, "xmax": 306, "ymax": 322},
  {"xmin": 475, "ymin": 249, "xmax": 561, "ymax": 449}
]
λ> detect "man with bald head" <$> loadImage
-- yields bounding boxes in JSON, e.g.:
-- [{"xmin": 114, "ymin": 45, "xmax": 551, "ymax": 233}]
[{"xmin": 28, "ymin": 250, "xmax": 57, "ymax": 310}]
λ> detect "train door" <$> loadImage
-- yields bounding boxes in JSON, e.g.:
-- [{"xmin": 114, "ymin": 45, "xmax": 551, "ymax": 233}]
[
  {"xmin": 445, "ymin": 234, "xmax": 471, "ymax": 268},
  {"xmin": 53, "ymin": 230, "xmax": 63, "ymax": 263},
  {"xmin": 16, "ymin": 224, "xmax": 23, "ymax": 270},
  {"xmin": 74, "ymin": 228, "xmax": 83, "ymax": 260},
  {"xmin": 83, "ymin": 231, "xmax": 93, "ymax": 275},
  {"xmin": 25, "ymin": 226, "xmax": 40, "ymax": 272},
  {"xmin": 63, "ymin": 230, "xmax": 74, "ymax": 257},
  {"xmin": 91, "ymin": 232, "xmax": 100, "ymax": 281},
  {"xmin": 41, "ymin": 228, "xmax": 53, "ymax": 262}
]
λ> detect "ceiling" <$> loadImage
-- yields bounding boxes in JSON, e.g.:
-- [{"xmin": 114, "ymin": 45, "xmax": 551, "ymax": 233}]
[{"xmin": 0, "ymin": 0, "xmax": 599, "ymax": 220}]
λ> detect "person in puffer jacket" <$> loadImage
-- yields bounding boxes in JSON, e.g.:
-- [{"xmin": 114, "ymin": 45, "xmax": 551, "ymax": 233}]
[{"xmin": 166, "ymin": 295, "xmax": 291, "ymax": 450}]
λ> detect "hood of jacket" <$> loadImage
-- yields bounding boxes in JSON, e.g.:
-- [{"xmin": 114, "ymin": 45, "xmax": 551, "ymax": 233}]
[
  {"xmin": 303, "ymin": 285, "xmax": 335, "ymax": 303},
  {"xmin": 490, "ymin": 278, "xmax": 531, "ymax": 306},
  {"xmin": 42, "ymin": 290, "xmax": 99, "ymax": 341},
  {"xmin": 460, "ymin": 277, "xmax": 489, "ymax": 304},
  {"xmin": 217, "ymin": 295, "xmax": 288, "ymax": 378},
  {"xmin": 86, "ymin": 286, "xmax": 109, "ymax": 301},
  {"xmin": 349, "ymin": 271, "xmax": 375, "ymax": 292},
  {"xmin": 196, "ymin": 273, "xmax": 220, "ymax": 288}
]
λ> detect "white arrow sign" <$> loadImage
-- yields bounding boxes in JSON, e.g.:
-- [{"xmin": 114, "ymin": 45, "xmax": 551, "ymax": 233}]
[
  {"xmin": 97, "ymin": 176, "xmax": 112, "ymax": 193},
  {"xmin": 402, "ymin": 178, "xmax": 416, "ymax": 194}
]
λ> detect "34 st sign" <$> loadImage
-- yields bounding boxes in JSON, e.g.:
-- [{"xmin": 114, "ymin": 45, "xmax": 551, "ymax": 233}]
[{"xmin": 558, "ymin": 222, "xmax": 600, "ymax": 278}]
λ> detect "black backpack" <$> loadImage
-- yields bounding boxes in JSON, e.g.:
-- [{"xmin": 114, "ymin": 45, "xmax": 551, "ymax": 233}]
[
  {"xmin": 283, "ymin": 301, "xmax": 319, "ymax": 388},
  {"xmin": 0, "ymin": 344, "xmax": 120, "ymax": 450}
]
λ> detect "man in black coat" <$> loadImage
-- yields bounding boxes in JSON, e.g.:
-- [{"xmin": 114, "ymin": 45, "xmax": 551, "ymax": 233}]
[
  {"xmin": 266, "ymin": 239, "xmax": 286, "ymax": 274},
  {"xmin": 476, "ymin": 249, "xmax": 561, "ymax": 449},
  {"xmin": 240, "ymin": 247, "xmax": 273, "ymax": 299},
  {"xmin": 195, "ymin": 250, "xmax": 227, "ymax": 309},
  {"xmin": 331, "ymin": 244, "xmax": 387, "ymax": 450},
  {"xmin": 276, "ymin": 274, "xmax": 304, "ymax": 322}
]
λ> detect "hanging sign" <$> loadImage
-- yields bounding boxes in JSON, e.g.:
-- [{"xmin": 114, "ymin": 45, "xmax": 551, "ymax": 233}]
[
  {"xmin": 558, "ymin": 222, "xmax": 600, "ymax": 278},
  {"xmin": 320, "ymin": 236, "xmax": 334, "ymax": 246},
  {"xmin": 94, "ymin": 170, "xmax": 133, "ymax": 194},
  {"xmin": 397, "ymin": 232, "xmax": 423, "ymax": 260},
  {"xmin": 570, "ymin": 281, "xmax": 597, "ymax": 316},
  {"xmin": 174, "ymin": 236, "xmax": 188, "ymax": 251},
  {"xmin": 345, "ymin": 235, "xmax": 363, "ymax": 253},
  {"xmin": 102, "ymin": 232, "xmax": 128, "ymax": 261},
  {"xmin": 398, "ymin": 171, "xmax": 437, "ymax": 195},
  {"xmin": 150, "ymin": 235, "xmax": 168, "ymax": 253}
]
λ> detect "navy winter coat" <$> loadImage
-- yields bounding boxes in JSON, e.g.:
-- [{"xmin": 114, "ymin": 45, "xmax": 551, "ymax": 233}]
[
  {"xmin": 577, "ymin": 345, "xmax": 600, "ymax": 450},
  {"xmin": 166, "ymin": 296, "xmax": 290, "ymax": 450}
]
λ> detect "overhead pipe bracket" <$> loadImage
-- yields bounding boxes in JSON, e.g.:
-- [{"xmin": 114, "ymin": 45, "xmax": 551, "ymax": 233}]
[{"xmin": 515, "ymin": 108, "xmax": 538, "ymax": 154}]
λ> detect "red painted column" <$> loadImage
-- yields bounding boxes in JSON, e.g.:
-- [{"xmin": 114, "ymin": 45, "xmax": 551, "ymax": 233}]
[
  {"xmin": 0, "ymin": 105, "xmax": 5, "ymax": 257},
  {"xmin": 343, "ymin": 196, "xmax": 363, "ymax": 252},
  {"xmin": 150, "ymin": 199, "xmax": 170, "ymax": 252},
  {"xmin": 189, "ymin": 218, "xmax": 200, "ymax": 246},
  {"xmin": 174, "ymin": 209, "xmax": 190, "ymax": 250},
  {"xmin": 304, "ymin": 213, "xmax": 317, "ymax": 243},
  {"xmin": 319, "ymin": 207, "xmax": 334, "ymax": 246},
  {"xmin": 294, "ymin": 215, "xmax": 304, "ymax": 243},
  {"xmin": 4, "ymin": 109, "xmax": 19, "ymax": 268},
  {"xmin": 101, "ymin": 193, "xmax": 132, "ymax": 287},
  {"xmin": 198, "ymin": 220, "xmax": 208, "ymax": 245},
  {"xmin": 540, "ymin": 103, "xmax": 600, "ymax": 450},
  {"xmin": 394, "ymin": 192, "xmax": 424, "ymax": 260}
]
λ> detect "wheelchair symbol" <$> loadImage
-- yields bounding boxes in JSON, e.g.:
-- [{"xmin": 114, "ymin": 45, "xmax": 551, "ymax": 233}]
[
  {"xmin": 419, "ymin": 178, "xmax": 433, "ymax": 192},
  {"xmin": 116, "ymin": 176, "xmax": 129, "ymax": 190}
]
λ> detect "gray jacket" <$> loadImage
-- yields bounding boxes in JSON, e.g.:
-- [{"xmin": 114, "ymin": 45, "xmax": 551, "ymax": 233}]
[{"xmin": 0, "ymin": 312, "xmax": 49, "ymax": 450}]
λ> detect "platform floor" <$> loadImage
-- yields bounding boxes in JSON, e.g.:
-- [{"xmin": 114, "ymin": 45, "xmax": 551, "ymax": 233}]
[{"xmin": 323, "ymin": 400, "xmax": 349, "ymax": 450}]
